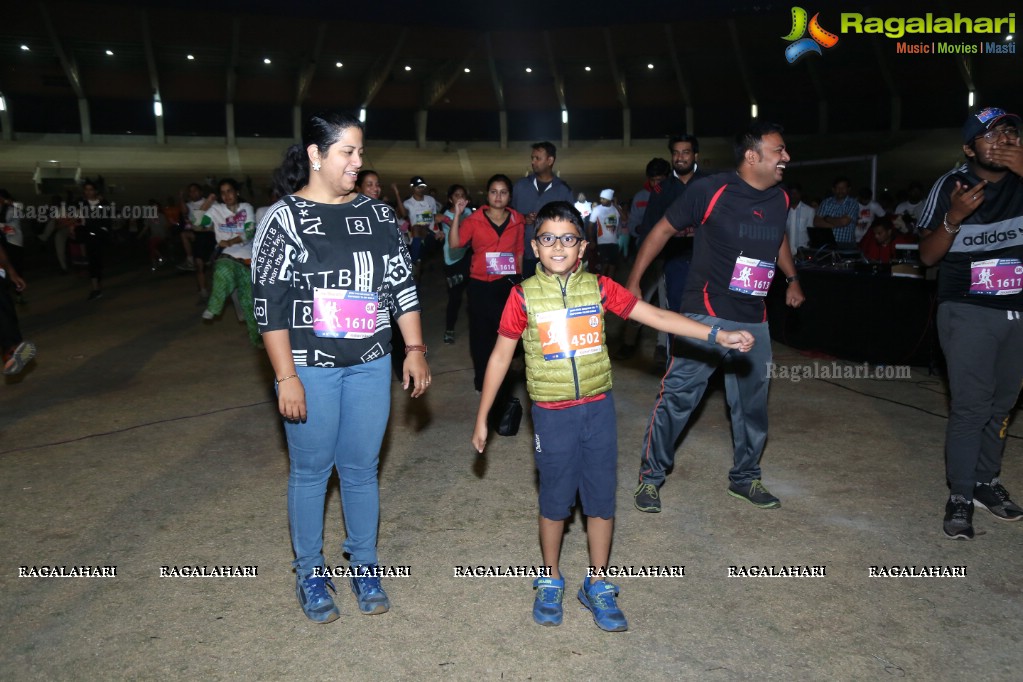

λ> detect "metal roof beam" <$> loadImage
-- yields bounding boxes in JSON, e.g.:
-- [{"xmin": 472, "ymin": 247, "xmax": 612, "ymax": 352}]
[
  {"xmin": 484, "ymin": 33, "xmax": 507, "ymax": 148},
  {"xmin": 603, "ymin": 27, "xmax": 629, "ymax": 146},
  {"xmin": 139, "ymin": 9, "xmax": 164, "ymax": 143},
  {"xmin": 542, "ymin": 30, "xmax": 568, "ymax": 148},
  {"xmin": 664, "ymin": 25, "xmax": 694, "ymax": 133},
  {"xmin": 38, "ymin": 0, "xmax": 90, "ymax": 140},
  {"xmin": 360, "ymin": 28, "xmax": 409, "ymax": 109}
]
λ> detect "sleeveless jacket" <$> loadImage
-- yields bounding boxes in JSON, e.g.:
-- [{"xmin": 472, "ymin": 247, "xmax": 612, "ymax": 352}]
[{"xmin": 520, "ymin": 266, "xmax": 613, "ymax": 402}]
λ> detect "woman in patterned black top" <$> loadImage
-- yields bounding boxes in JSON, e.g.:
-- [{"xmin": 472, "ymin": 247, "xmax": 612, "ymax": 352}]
[{"xmin": 251, "ymin": 111, "xmax": 430, "ymax": 624}]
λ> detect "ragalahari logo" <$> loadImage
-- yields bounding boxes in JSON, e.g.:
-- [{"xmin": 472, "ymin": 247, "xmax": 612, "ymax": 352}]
[{"xmin": 783, "ymin": 7, "xmax": 839, "ymax": 63}]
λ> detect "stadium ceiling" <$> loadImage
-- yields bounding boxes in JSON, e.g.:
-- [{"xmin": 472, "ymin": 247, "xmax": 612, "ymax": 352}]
[{"xmin": 1, "ymin": 0, "xmax": 1018, "ymax": 142}]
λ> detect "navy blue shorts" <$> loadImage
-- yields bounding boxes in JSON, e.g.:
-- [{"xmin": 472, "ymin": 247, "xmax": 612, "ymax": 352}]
[{"xmin": 532, "ymin": 392, "xmax": 617, "ymax": 520}]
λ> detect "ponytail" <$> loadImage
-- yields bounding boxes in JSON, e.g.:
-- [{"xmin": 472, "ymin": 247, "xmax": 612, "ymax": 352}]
[{"xmin": 272, "ymin": 144, "xmax": 309, "ymax": 197}]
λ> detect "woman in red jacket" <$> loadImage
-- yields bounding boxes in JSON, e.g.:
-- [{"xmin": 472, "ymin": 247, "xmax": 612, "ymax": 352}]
[{"xmin": 447, "ymin": 174, "xmax": 524, "ymax": 391}]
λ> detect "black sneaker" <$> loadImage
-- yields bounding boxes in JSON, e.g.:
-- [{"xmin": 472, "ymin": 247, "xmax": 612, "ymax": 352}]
[
  {"xmin": 633, "ymin": 482, "xmax": 661, "ymax": 513},
  {"xmin": 443, "ymin": 330, "xmax": 455, "ymax": 344},
  {"xmin": 943, "ymin": 495, "xmax": 975, "ymax": 539},
  {"xmin": 973, "ymin": 480, "xmax": 1023, "ymax": 521},
  {"xmin": 727, "ymin": 480, "xmax": 781, "ymax": 509}
]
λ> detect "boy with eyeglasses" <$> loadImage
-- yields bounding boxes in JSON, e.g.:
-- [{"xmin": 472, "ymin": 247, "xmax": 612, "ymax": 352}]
[{"xmin": 471, "ymin": 201, "xmax": 754, "ymax": 631}]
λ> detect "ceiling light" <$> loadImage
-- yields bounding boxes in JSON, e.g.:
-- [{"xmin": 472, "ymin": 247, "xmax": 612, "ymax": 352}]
[
  {"xmin": 464, "ymin": 67, "xmax": 470, "ymax": 73},
  {"xmin": 187, "ymin": 54, "xmax": 194, "ymax": 60},
  {"xmin": 404, "ymin": 65, "xmax": 411, "ymax": 71},
  {"xmin": 20, "ymin": 45, "xmax": 30, "ymax": 51},
  {"xmin": 335, "ymin": 61, "xmax": 343, "ymax": 68},
  {"xmin": 584, "ymin": 66, "xmax": 591, "ymax": 72},
  {"xmin": 263, "ymin": 58, "xmax": 271, "ymax": 64},
  {"xmin": 647, "ymin": 63, "xmax": 654, "ymax": 69},
  {"xmin": 105, "ymin": 49, "xmax": 114, "ymax": 56},
  {"xmin": 525, "ymin": 67, "xmax": 532, "ymax": 73}
]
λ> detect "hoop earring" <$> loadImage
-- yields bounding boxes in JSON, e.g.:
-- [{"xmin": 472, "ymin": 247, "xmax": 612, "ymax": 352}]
[{"xmin": 312, "ymin": 161, "xmax": 321, "ymax": 171}]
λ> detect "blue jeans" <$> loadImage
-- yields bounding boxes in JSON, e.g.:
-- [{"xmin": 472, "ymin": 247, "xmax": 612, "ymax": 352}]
[
  {"xmin": 283, "ymin": 357, "xmax": 391, "ymax": 574},
  {"xmin": 638, "ymin": 314, "xmax": 773, "ymax": 487}
]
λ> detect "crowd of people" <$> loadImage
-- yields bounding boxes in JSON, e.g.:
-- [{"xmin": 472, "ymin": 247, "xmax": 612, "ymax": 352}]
[
  {"xmin": 785, "ymin": 175, "xmax": 938, "ymax": 264},
  {"xmin": 3, "ymin": 106, "xmax": 1021, "ymax": 635}
]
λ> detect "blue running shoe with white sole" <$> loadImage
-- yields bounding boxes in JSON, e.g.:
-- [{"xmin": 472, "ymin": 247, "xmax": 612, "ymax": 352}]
[
  {"xmin": 532, "ymin": 576, "xmax": 565, "ymax": 626},
  {"xmin": 578, "ymin": 578, "xmax": 628, "ymax": 632}
]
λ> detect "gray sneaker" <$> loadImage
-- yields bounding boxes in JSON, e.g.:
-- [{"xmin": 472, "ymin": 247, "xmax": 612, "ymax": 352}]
[
  {"xmin": 943, "ymin": 495, "xmax": 975, "ymax": 540},
  {"xmin": 728, "ymin": 479, "xmax": 781, "ymax": 509},
  {"xmin": 973, "ymin": 480, "xmax": 1023, "ymax": 521},
  {"xmin": 634, "ymin": 482, "xmax": 661, "ymax": 513}
]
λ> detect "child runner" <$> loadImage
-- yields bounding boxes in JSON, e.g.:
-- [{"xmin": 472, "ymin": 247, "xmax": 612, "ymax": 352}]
[{"xmin": 471, "ymin": 201, "xmax": 753, "ymax": 631}]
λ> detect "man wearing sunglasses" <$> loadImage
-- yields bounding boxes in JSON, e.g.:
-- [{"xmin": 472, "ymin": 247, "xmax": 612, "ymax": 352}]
[{"xmin": 918, "ymin": 107, "xmax": 1023, "ymax": 540}]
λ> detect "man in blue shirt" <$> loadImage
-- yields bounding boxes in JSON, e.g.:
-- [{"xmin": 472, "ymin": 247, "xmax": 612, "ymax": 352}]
[
  {"xmin": 511, "ymin": 141, "xmax": 574, "ymax": 276},
  {"xmin": 813, "ymin": 177, "xmax": 859, "ymax": 243}
]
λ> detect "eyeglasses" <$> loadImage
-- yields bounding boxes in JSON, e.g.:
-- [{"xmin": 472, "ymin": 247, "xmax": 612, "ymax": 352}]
[
  {"xmin": 536, "ymin": 233, "xmax": 581, "ymax": 247},
  {"xmin": 976, "ymin": 126, "xmax": 1021, "ymax": 143}
]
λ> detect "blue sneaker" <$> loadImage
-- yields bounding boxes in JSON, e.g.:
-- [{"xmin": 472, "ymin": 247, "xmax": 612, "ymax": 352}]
[
  {"xmin": 350, "ymin": 565, "xmax": 390, "ymax": 615},
  {"xmin": 577, "ymin": 578, "xmax": 628, "ymax": 632},
  {"xmin": 295, "ymin": 574, "xmax": 340, "ymax": 624},
  {"xmin": 532, "ymin": 576, "xmax": 565, "ymax": 626}
]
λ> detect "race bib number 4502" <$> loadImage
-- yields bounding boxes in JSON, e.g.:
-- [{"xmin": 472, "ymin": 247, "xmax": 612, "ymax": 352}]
[{"xmin": 535, "ymin": 305, "xmax": 603, "ymax": 361}]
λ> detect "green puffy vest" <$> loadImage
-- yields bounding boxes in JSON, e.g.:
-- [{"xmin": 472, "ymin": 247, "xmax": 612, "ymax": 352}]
[{"xmin": 521, "ymin": 267, "xmax": 613, "ymax": 402}]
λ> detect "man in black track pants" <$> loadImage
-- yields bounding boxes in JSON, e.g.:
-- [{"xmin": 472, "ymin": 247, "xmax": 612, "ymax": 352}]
[
  {"xmin": 625, "ymin": 122, "xmax": 805, "ymax": 512},
  {"xmin": 918, "ymin": 106, "xmax": 1023, "ymax": 540}
]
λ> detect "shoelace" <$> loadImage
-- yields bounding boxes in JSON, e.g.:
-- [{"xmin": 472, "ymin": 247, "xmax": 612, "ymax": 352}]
[
  {"xmin": 989, "ymin": 483, "xmax": 1011, "ymax": 504},
  {"xmin": 302, "ymin": 577, "xmax": 334, "ymax": 602},
  {"xmin": 587, "ymin": 583, "xmax": 618, "ymax": 610},
  {"xmin": 640, "ymin": 484, "xmax": 658, "ymax": 498},
  {"xmin": 750, "ymin": 481, "xmax": 768, "ymax": 495},
  {"xmin": 536, "ymin": 585, "xmax": 563, "ymax": 603},
  {"xmin": 949, "ymin": 499, "xmax": 971, "ymax": 521},
  {"xmin": 353, "ymin": 574, "xmax": 383, "ymax": 594}
]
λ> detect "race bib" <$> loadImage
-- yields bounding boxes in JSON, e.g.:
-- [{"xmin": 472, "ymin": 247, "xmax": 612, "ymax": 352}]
[
  {"xmin": 728, "ymin": 256, "xmax": 775, "ymax": 297},
  {"xmin": 312, "ymin": 289, "xmax": 378, "ymax": 338},
  {"xmin": 970, "ymin": 258, "xmax": 1023, "ymax": 296},
  {"xmin": 535, "ymin": 305, "xmax": 603, "ymax": 361},
  {"xmin": 485, "ymin": 252, "xmax": 516, "ymax": 275}
]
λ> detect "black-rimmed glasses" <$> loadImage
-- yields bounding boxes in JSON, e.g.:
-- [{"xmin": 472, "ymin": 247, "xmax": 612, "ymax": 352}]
[{"xmin": 536, "ymin": 233, "xmax": 581, "ymax": 247}]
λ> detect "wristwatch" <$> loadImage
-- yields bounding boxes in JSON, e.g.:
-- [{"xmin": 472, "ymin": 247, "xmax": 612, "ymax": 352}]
[
  {"xmin": 405, "ymin": 344, "xmax": 428, "ymax": 357},
  {"xmin": 785, "ymin": 274, "xmax": 800, "ymax": 284},
  {"xmin": 707, "ymin": 325, "xmax": 722, "ymax": 344}
]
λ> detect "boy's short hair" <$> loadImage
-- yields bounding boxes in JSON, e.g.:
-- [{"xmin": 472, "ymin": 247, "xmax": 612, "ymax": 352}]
[{"xmin": 534, "ymin": 201, "xmax": 585, "ymax": 237}]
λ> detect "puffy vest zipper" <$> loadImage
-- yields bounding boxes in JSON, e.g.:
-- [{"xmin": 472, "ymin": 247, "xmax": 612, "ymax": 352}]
[{"xmin": 557, "ymin": 272, "xmax": 582, "ymax": 400}]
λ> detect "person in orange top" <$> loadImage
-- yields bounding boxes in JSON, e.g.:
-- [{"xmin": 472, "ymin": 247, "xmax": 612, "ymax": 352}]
[{"xmin": 447, "ymin": 173, "xmax": 525, "ymax": 392}]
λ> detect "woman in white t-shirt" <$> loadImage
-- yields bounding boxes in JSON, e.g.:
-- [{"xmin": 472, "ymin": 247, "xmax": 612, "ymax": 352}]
[{"xmin": 195, "ymin": 178, "xmax": 259, "ymax": 347}]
